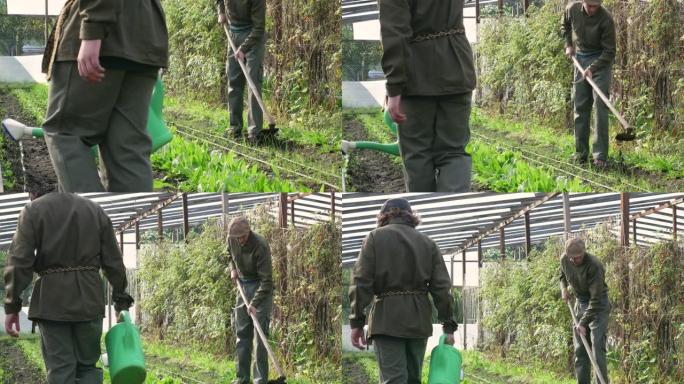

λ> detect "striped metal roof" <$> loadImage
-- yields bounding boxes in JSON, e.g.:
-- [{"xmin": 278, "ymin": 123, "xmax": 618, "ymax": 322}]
[
  {"xmin": 341, "ymin": 193, "xmax": 684, "ymax": 264},
  {"xmin": 0, "ymin": 193, "xmax": 340, "ymax": 249}
]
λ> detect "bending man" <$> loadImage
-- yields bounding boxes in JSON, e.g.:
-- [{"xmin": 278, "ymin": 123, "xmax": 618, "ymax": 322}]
[
  {"xmin": 560, "ymin": 238, "xmax": 611, "ymax": 384},
  {"xmin": 562, "ymin": 0, "xmax": 616, "ymax": 169},
  {"xmin": 227, "ymin": 217, "xmax": 273, "ymax": 384},
  {"xmin": 217, "ymin": 0, "xmax": 267, "ymax": 143}
]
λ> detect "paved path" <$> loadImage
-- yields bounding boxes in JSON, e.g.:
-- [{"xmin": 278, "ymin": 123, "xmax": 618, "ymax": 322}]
[{"xmin": 0, "ymin": 55, "xmax": 47, "ymax": 84}]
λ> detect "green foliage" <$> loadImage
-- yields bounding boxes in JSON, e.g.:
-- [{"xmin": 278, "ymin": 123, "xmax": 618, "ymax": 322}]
[
  {"xmin": 481, "ymin": 226, "xmax": 684, "ymax": 383},
  {"xmin": 160, "ymin": 0, "xmax": 225, "ymax": 103},
  {"xmin": 152, "ymin": 134, "xmax": 309, "ymax": 192},
  {"xmin": 469, "ymin": 139, "xmax": 592, "ymax": 192},
  {"xmin": 480, "ymin": 237, "xmax": 570, "ymax": 372},
  {"xmin": 477, "ymin": 4, "xmax": 570, "ymax": 121},
  {"xmin": 138, "ymin": 209, "xmax": 341, "ymax": 383}
]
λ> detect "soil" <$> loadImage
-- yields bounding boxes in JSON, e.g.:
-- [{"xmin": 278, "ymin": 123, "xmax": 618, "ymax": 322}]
[
  {"xmin": 342, "ymin": 355, "xmax": 370, "ymax": 384},
  {"xmin": 0, "ymin": 338, "xmax": 46, "ymax": 384},
  {"xmin": 0, "ymin": 90, "xmax": 57, "ymax": 193},
  {"xmin": 343, "ymin": 116, "xmax": 405, "ymax": 193}
]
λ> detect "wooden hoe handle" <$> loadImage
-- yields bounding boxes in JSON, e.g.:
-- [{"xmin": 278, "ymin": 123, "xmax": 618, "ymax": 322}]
[
  {"xmin": 218, "ymin": 7, "xmax": 276, "ymax": 127},
  {"xmin": 565, "ymin": 299, "xmax": 608, "ymax": 384},
  {"xmin": 571, "ymin": 56, "xmax": 631, "ymax": 132}
]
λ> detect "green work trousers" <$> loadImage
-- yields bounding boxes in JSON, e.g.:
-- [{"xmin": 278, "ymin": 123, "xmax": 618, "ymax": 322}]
[
  {"xmin": 227, "ymin": 29, "xmax": 265, "ymax": 138},
  {"xmin": 373, "ymin": 335, "xmax": 428, "ymax": 384},
  {"xmin": 38, "ymin": 319, "xmax": 103, "ymax": 384},
  {"xmin": 43, "ymin": 61, "xmax": 157, "ymax": 192},
  {"xmin": 233, "ymin": 280, "xmax": 273, "ymax": 384},
  {"xmin": 574, "ymin": 297, "xmax": 610, "ymax": 384},
  {"xmin": 398, "ymin": 93, "xmax": 472, "ymax": 192},
  {"xmin": 573, "ymin": 55, "xmax": 612, "ymax": 162}
]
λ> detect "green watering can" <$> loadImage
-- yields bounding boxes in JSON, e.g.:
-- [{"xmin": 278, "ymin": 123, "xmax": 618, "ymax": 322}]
[
  {"xmin": 105, "ymin": 311, "xmax": 146, "ymax": 384},
  {"xmin": 341, "ymin": 109, "xmax": 400, "ymax": 156},
  {"xmin": 2, "ymin": 77, "xmax": 172, "ymax": 152},
  {"xmin": 428, "ymin": 334, "xmax": 463, "ymax": 384}
]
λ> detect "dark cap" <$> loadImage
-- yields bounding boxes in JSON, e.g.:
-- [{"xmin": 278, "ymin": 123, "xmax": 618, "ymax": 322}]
[{"xmin": 380, "ymin": 198, "xmax": 412, "ymax": 214}]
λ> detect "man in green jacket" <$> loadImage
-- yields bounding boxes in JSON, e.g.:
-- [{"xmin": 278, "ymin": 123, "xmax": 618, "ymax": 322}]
[
  {"xmin": 41, "ymin": 0, "xmax": 169, "ymax": 192},
  {"xmin": 227, "ymin": 217, "xmax": 273, "ymax": 384},
  {"xmin": 217, "ymin": 0, "xmax": 266, "ymax": 142},
  {"xmin": 379, "ymin": 0, "xmax": 476, "ymax": 192},
  {"xmin": 3, "ymin": 192, "xmax": 133, "ymax": 384},
  {"xmin": 349, "ymin": 198, "xmax": 457, "ymax": 384},
  {"xmin": 560, "ymin": 238, "xmax": 611, "ymax": 384},
  {"xmin": 561, "ymin": 0, "xmax": 616, "ymax": 168}
]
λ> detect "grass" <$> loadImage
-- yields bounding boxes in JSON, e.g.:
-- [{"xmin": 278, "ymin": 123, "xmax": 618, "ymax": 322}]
[
  {"xmin": 164, "ymin": 95, "xmax": 342, "ymax": 189},
  {"xmin": 344, "ymin": 350, "xmax": 576, "ymax": 384},
  {"xmin": 471, "ymin": 108, "xmax": 684, "ymax": 185},
  {"xmin": 2, "ymin": 82, "xmax": 337, "ymax": 191},
  {"xmin": 0, "ymin": 333, "xmax": 327, "ymax": 383}
]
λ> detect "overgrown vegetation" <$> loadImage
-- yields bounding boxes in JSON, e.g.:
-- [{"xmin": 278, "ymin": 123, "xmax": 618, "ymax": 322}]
[
  {"xmin": 161, "ymin": 0, "xmax": 339, "ymax": 116},
  {"xmin": 138, "ymin": 207, "xmax": 341, "ymax": 383},
  {"xmin": 477, "ymin": 1, "xmax": 684, "ymax": 138},
  {"xmin": 480, "ymin": 225, "xmax": 684, "ymax": 383}
]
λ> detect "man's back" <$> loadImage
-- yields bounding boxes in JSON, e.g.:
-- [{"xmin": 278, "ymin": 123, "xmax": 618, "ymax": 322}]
[{"xmin": 4, "ymin": 193, "xmax": 128, "ymax": 322}]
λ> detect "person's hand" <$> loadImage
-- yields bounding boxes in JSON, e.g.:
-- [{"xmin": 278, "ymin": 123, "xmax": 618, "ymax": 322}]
[
  {"xmin": 230, "ymin": 269, "xmax": 238, "ymax": 283},
  {"xmin": 247, "ymin": 305, "xmax": 257, "ymax": 317},
  {"xmin": 77, "ymin": 39, "xmax": 105, "ymax": 83},
  {"xmin": 351, "ymin": 327, "xmax": 367, "ymax": 350},
  {"xmin": 5, "ymin": 313, "xmax": 20, "ymax": 337},
  {"xmin": 565, "ymin": 46, "xmax": 575, "ymax": 58},
  {"xmin": 218, "ymin": 13, "xmax": 227, "ymax": 24},
  {"xmin": 387, "ymin": 95, "xmax": 406, "ymax": 124},
  {"xmin": 445, "ymin": 333, "xmax": 455, "ymax": 346},
  {"xmin": 583, "ymin": 68, "xmax": 593, "ymax": 80},
  {"xmin": 235, "ymin": 50, "xmax": 246, "ymax": 62},
  {"xmin": 575, "ymin": 324, "xmax": 587, "ymax": 337},
  {"xmin": 561, "ymin": 287, "xmax": 569, "ymax": 303}
]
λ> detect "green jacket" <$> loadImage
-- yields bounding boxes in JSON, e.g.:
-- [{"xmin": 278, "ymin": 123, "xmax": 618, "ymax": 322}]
[
  {"xmin": 43, "ymin": 0, "xmax": 169, "ymax": 74},
  {"xmin": 228, "ymin": 231, "xmax": 273, "ymax": 309},
  {"xmin": 561, "ymin": 2, "xmax": 616, "ymax": 73},
  {"xmin": 3, "ymin": 193, "xmax": 133, "ymax": 322},
  {"xmin": 217, "ymin": 0, "xmax": 266, "ymax": 54},
  {"xmin": 349, "ymin": 217, "xmax": 456, "ymax": 339},
  {"xmin": 560, "ymin": 252, "xmax": 609, "ymax": 327},
  {"xmin": 378, "ymin": 0, "xmax": 476, "ymax": 97}
]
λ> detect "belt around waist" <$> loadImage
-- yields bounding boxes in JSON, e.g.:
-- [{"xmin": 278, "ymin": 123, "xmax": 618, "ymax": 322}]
[
  {"xmin": 411, "ymin": 27, "xmax": 465, "ymax": 43},
  {"xmin": 37, "ymin": 266, "xmax": 99, "ymax": 276},
  {"xmin": 576, "ymin": 50, "xmax": 602, "ymax": 59},
  {"xmin": 376, "ymin": 290, "xmax": 428, "ymax": 298},
  {"xmin": 230, "ymin": 24, "xmax": 253, "ymax": 32},
  {"xmin": 239, "ymin": 278, "xmax": 260, "ymax": 284}
]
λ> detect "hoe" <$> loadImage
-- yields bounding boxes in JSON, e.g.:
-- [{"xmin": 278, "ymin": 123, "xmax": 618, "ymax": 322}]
[
  {"xmin": 218, "ymin": 6, "xmax": 278, "ymax": 140},
  {"xmin": 572, "ymin": 56, "xmax": 636, "ymax": 142}
]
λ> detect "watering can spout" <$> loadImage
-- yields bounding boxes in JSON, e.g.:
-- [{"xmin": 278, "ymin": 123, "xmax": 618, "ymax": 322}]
[{"xmin": 2, "ymin": 118, "xmax": 43, "ymax": 141}]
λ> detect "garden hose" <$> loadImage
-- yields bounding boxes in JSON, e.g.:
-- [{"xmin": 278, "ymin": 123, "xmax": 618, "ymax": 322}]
[{"xmin": 563, "ymin": 289, "xmax": 608, "ymax": 384}]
